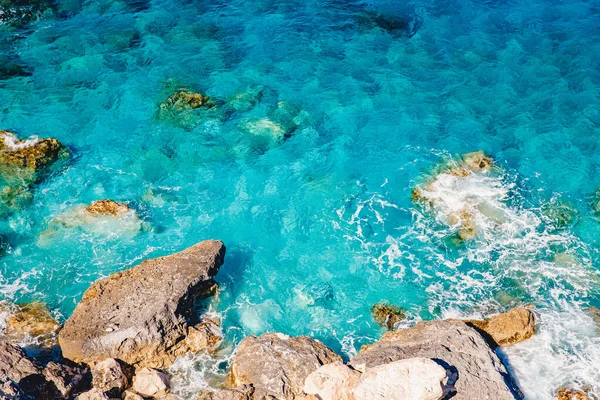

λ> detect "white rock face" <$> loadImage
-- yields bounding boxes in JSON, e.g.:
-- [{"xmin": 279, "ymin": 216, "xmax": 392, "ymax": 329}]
[
  {"xmin": 303, "ymin": 362, "xmax": 361, "ymax": 400},
  {"xmin": 75, "ymin": 388, "xmax": 110, "ymax": 400},
  {"xmin": 132, "ymin": 368, "xmax": 170, "ymax": 397},
  {"xmin": 352, "ymin": 358, "xmax": 448, "ymax": 400}
]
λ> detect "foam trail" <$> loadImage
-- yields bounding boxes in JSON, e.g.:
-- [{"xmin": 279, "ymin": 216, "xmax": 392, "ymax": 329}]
[{"xmin": 410, "ymin": 153, "xmax": 600, "ymax": 399}]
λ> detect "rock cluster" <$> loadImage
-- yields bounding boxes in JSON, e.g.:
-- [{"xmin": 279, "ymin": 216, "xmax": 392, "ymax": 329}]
[
  {"xmin": 230, "ymin": 333, "xmax": 342, "ymax": 399},
  {"xmin": 59, "ymin": 240, "xmax": 226, "ymax": 368}
]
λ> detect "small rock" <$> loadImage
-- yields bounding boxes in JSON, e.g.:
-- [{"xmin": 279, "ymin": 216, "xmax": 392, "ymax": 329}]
[
  {"xmin": 122, "ymin": 390, "xmax": 144, "ymax": 400},
  {"xmin": 86, "ymin": 200, "xmax": 131, "ymax": 216},
  {"xmin": 352, "ymin": 358, "xmax": 449, "ymax": 400},
  {"xmin": 43, "ymin": 361, "xmax": 90, "ymax": 398},
  {"xmin": 541, "ymin": 200, "xmax": 578, "ymax": 229},
  {"xmin": 132, "ymin": 368, "xmax": 170, "ymax": 397},
  {"xmin": 303, "ymin": 362, "xmax": 361, "ymax": 400},
  {"xmin": 231, "ymin": 333, "xmax": 342, "ymax": 400},
  {"xmin": 467, "ymin": 307, "xmax": 536, "ymax": 347},
  {"xmin": 0, "ymin": 184, "xmax": 33, "ymax": 217},
  {"xmin": 371, "ymin": 302, "xmax": 405, "ymax": 330},
  {"xmin": 76, "ymin": 388, "xmax": 111, "ymax": 400},
  {"xmin": 172, "ymin": 319, "xmax": 222, "ymax": 357},
  {"xmin": 91, "ymin": 358, "xmax": 130, "ymax": 396},
  {"xmin": 556, "ymin": 386, "xmax": 590, "ymax": 400},
  {"xmin": 3, "ymin": 301, "xmax": 60, "ymax": 345}
]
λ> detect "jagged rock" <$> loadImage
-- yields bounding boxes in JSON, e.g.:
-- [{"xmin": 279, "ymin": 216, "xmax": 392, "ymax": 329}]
[
  {"xmin": 231, "ymin": 333, "xmax": 342, "ymax": 400},
  {"xmin": 91, "ymin": 358, "xmax": 130, "ymax": 396},
  {"xmin": 352, "ymin": 358, "xmax": 449, "ymax": 400},
  {"xmin": 58, "ymin": 240, "xmax": 226, "ymax": 368},
  {"xmin": 303, "ymin": 362, "xmax": 361, "ymax": 400},
  {"xmin": 2, "ymin": 301, "xmax": 60, "ymax": 346},
  {"xmin": 76, "ymin": 388, "xmax": 110, "ymax": 400},
  {"xmin": 466, "ymin": 307, "xmax": 536, "ymax": 347},
  {"xmin": 197, "ymin": 385, "xmax": 255, "ymax": 400},
  {"xmin": 461, "ymin": 151, "xmax": 494, "ymax": 173},
  {"xmin": 172, "ymin": 318, "xmax": 222, "ymax": 357},
  {"xmin": 132, "ymin": 368, "xmax": 170, "ymax": 397},
  {"xmin": 0, "ymin": 131, "xmax": 68, "ymax": 173},
  {"xmin": 350, "ymin": 320, "xmax": 523, "ymax": 399},
  {"xmin": 43, "ymin": 361, "xmax": 90, "ymax": 398},
  {"xmin": 0, "ymin": 374, "xmax": 27, "ymax": 399},
  {"xmin": 556, "ymin": 387, "xmax": 590, "ymax": 400},
  {"xmin": 0, "ymin": 342, "xmax": 41, "ymax": 383},
  {"xmin": 371, "ymin": 302, "xmax": 405, "ymax": 330},
  {"xmin": 122, "ymin": 390, "xmax": 144, "ymax": 400}
]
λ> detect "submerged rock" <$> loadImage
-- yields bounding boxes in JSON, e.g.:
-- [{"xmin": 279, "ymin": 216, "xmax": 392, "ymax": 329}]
[
  {"xmin": 1, "ymin": 301, "xmax": 60, "ymax": 346},
  {"xmin": 231, "ymin": 332, "xmax": 342, "ymax": 400},
  {"xmin": 541, "ymin": 200, "xmax": 578, "ymax": 230},
  {"xmin": 350, "ymin": 320, "xmax": 523, "ymax": 399},
  {"xmin": 0, "ymin": 0, "xmax": 55, "ymax": 27},
  {"xmin": 59, "ymin": 240, "xmax": 226, "ymax": 368},
  {"xmin": 159, "ymin": 90, "xmax": 215, "ymax": 112},
  {"xmin": 42, "ymin": 199, "xmax": 144, "ymax": 240},
  {"xmin": 371, "ymin": 302, "xmax": 405, "ymax": 330},
  {"xmin": 0, "ymin": 184, "xmax": 34, "ymax": 218},
  {"xmin": 466, "ymin": 307, "xmax": 536, "ymax": 347},
  {"xmin": 355, "ymin": 10, "xmax": 421, "ymax": 37},
  {"xmin": 411, "ymin": 151, "xmax": 502, "ymax": 243}
]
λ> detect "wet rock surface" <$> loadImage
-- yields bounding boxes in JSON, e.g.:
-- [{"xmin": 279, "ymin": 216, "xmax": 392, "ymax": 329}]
[
  {"xmin": 231, "ymin": 333, "xmax": 342, "ymax": 400},
  {"xmin": 371, "ymin": 302, "xmax": 405, "ymax": 330},
  {"xmin": 58, "ymin": 240, "xmax": 226, "ymax": 368},
  {"xmin": 1, "ymin": 301, "xmax": 60, "ymax": 346}
]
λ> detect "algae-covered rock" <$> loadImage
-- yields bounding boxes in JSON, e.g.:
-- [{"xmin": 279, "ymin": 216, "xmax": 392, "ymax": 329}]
[
  {"xmin": 159, "ymin": 90, "xmax": 215, "ymax": 112},
  {"xmin": 0, "ymin": 184, "xmax": 33, "ymax": 218},
  {"xmin": 541, "ymin": 200, "xmax": 578, "ymax": 230},
  {"xmin": 1, "ymin": 301, "xmax": 60, "ymax": 346},
  {"xmin": 556, "ymin": 386, "xmax": 591, "ymax": 400},
  {"xmin": 0, "ymin": 131, "xmax": 69, "ymax": 172},
  {"xmin": 58, "ymin": 240, "xmax": 225, "ymax": 368},
  {"xmin": 85, "ymin": 199, "xmax": 132, "ymax": 216},
  {"xmin": 371, "ymin": 302, "xmax": 405, "ymax": 330}
]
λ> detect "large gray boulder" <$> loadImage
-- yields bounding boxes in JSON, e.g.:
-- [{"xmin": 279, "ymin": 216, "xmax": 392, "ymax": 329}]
[
  {"xmin": 350, "ymin": 320, "xmax": 523, "ymax": 400},
  {"xmin": 231, "ymin": 333, "xmax": 342, "ymax": 400},
  {"xmin": 59, "ymin": 240, "xmax": 226, "ymax": 368}
]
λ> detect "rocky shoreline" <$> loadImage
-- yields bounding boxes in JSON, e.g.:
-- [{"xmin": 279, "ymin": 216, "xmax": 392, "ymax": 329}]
[{"xmin": 0, "ymin": 238, "xmax": 589, "ymax": 400}]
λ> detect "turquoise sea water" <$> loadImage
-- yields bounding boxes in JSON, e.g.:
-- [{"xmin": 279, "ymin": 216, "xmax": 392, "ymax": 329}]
[{"xmin": 1, "ymin": 0, "xmax": 600, "ymax": 398}]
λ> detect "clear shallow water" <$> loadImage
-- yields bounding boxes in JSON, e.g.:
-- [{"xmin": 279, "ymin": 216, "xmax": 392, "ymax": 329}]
[{"xmin": 1, "ymin": 0, "xmax": 600, "ymax": 398}]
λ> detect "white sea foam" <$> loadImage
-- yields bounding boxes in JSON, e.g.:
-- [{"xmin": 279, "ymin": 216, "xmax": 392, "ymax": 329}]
[
  {"xmin": 0, "ymin": 132, "xmax": 39, "ymax": 150},
  {"xmin": 409, "ymin": 154, "xmax": 600, "ymax": 398}
]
